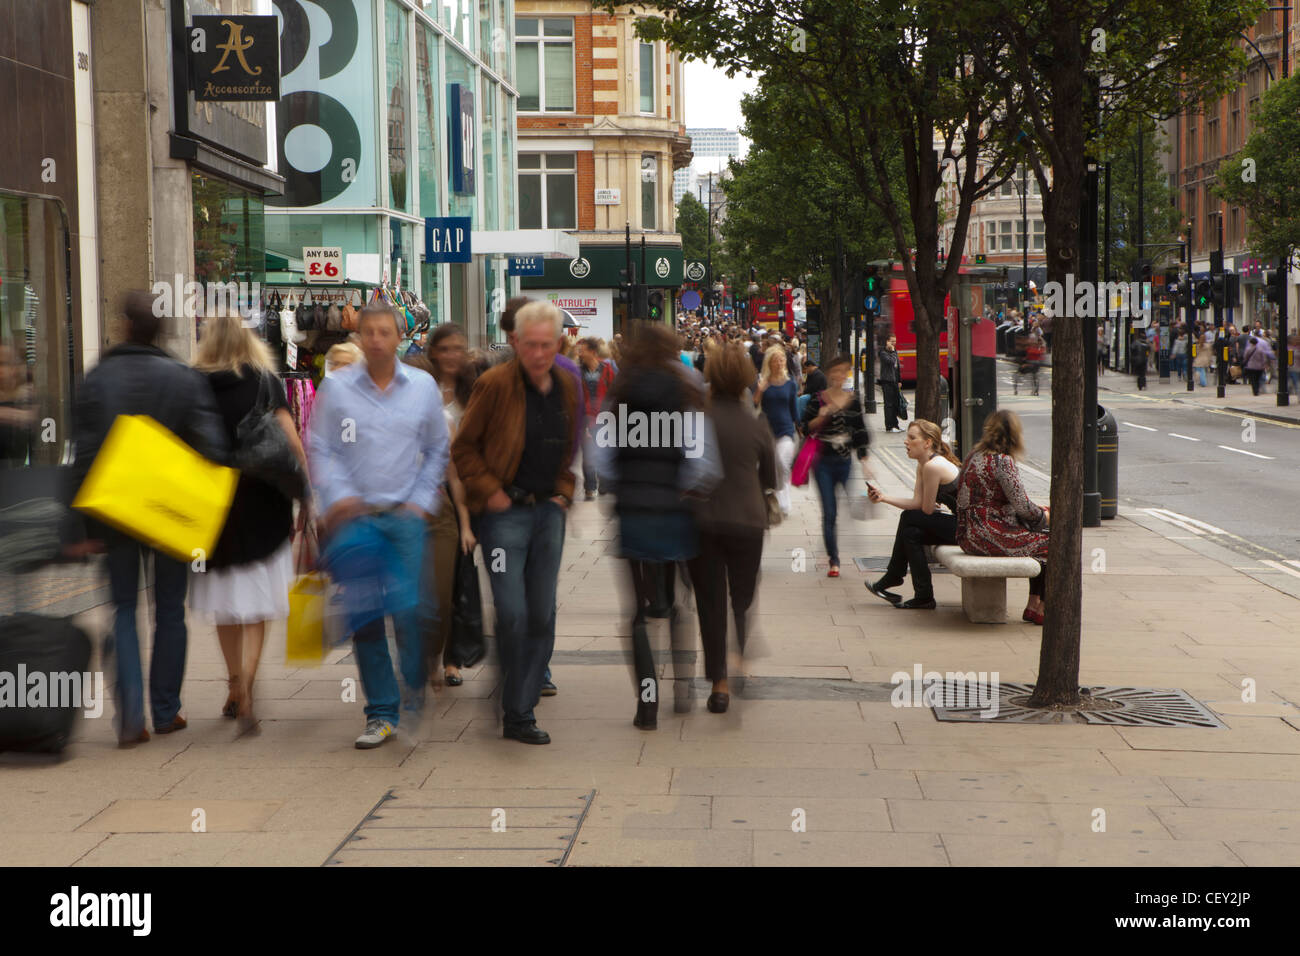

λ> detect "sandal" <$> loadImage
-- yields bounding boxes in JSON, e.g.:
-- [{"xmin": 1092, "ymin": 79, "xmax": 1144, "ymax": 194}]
[{"xmin": 221, "ymin": 676, "xmax": 240, "ymax": 719}]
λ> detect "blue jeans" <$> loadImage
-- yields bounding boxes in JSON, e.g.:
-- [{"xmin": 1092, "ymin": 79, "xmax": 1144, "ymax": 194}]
[
  {"xmin": 812, "ymin": 453, "xmax": 852, "ymax": 566},
  {"xmin": 477, "ymin": 501, "xmax": 566, "ymax": 727},
  {"xmin": 1196, "ymin": 366, "xmax": 1208, "ymax": 386},
  {"xmin": 104, "ymin": 536, "xmax": 188, "ymax": 734},
  {"xmin": 326, "ymin": 511, "xmax": 427, "ymax": 725}
]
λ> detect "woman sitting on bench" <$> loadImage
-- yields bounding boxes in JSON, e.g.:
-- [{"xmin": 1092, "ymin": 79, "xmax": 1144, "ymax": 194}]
[
  {"xmin": 865, "ymin": 420, "xmax": 961, "ymax": 610},
  {"xmin": 954, "ymin": 410, "xmax": 1050, "ymax": 625}
]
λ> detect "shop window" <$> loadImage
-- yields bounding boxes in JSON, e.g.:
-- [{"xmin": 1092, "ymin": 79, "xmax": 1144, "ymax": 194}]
[
  {"xmin": 518, "ymin": 153, "xmax": 576, "ymax": 230},
  {"xmin": 515, "ymin": 18, "xmax": 574, "ymax": 112},
  {"xmin": 0, "ymin": 194, "xmax": 74, "ymax": 471}
]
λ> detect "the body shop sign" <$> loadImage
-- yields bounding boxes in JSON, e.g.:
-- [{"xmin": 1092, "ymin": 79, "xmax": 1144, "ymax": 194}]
[{"xmin": 540, "ymin": 289, "xmax": 612, "ymax": 340}]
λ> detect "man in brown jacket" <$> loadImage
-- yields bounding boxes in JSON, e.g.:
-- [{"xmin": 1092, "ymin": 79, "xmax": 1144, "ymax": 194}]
[{"xmin": 452, "ymin": 302, "xmax": 579, "ymax": 744}]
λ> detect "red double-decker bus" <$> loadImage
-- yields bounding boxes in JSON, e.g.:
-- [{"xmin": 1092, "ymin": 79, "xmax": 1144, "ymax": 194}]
[{"xmin": 876, "ymin": 269, "xmax": 950, "ymax": 384}]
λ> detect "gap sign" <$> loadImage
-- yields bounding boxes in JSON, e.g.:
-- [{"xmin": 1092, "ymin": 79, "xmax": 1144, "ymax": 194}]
[
  {"xmin": 508, "ymin": 256, "xmax": 544, "ymax": 276},
  {"xmin": 425, "ymin": 217, "xmax": 472, "ymax": 263}
]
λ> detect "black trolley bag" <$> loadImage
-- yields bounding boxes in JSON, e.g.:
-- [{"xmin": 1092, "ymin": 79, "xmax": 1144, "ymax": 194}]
[{"xmin": 0, "ymin": 475, "xmax": 93, "ymax": 754}]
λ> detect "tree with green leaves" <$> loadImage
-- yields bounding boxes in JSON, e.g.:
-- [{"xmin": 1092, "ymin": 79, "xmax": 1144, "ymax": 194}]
[
  {"xmin": 717, "ymin": 78, "xmax": 899, "ymax": 362},
  {"xmin": 1100, "ymin": 116, "xmax": 1183, "ymax": 279},
  {"xmin": 963, "ymin": 0, "xmax": 1263, "ymax": 705},
  {"xmin": 675, "ymin": 192, "xmax": 710, "ymax": 264},
  {"xmin": 616, "ymin": 0, "xmax": 1022, "ymax": 426},
  {"xmin": 1216, "ymin": 72, "xmax": 1300, "ymax": 269}
]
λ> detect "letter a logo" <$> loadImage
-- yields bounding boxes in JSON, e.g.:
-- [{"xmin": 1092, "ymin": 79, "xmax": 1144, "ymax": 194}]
[{"xmin": 212, "ymin": 19, "xmax": 260, "ymax": 76}]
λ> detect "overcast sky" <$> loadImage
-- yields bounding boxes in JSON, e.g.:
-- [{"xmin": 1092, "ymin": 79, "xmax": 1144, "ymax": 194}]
[{"xmin": 682, "ymin": 58, "xmax": 759, "ymax": 158}]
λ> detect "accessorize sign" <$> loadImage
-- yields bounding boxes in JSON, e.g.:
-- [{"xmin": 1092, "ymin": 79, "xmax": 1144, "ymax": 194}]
[{"xmin": 189, "ymin": 16, "xmax": 281, "ymax": 101}]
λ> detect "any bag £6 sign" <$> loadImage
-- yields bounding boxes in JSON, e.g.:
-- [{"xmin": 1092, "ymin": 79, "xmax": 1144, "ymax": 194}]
[{"xmin": 303, "ymin": 247, "xmax": 344, "ymax": 284}]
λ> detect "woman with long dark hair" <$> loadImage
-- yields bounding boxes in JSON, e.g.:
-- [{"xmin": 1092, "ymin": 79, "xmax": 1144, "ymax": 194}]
[
  {"xmin": 420, "ymin": 323, "xmax": 478, "ymax": 686},
  {"xmin": 955, "ymin": 410, "xmax": 1050, "ymax": 624},
  {"xmin": 595, "ymin": 323, "xmax": 720, "ymax": 728},
  {"xmin": 798, "ymin": 354, "xmax": 871, "ymax": 577},
  {"xmin": 866, "ymin": 420, "xmax": 960, "ymax": 610},
  {"xmin": 687, "ymin": 342, "xmax": 776, "ymax": 713}
]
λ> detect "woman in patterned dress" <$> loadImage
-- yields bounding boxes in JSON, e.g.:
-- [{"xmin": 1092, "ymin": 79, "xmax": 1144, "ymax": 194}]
[{"xmin": 955, "ymin": 410, "xmax": 1050, "ymax": 625}]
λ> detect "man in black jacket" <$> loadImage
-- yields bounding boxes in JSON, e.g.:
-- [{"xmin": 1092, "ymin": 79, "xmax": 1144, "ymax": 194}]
[
  {"xmin": 878, "ymin": 334, "xmax": 902, "ymax": 432},
  {"xmin": 66, "ymin": 292, "xmax": 228, "ymax": 746}
]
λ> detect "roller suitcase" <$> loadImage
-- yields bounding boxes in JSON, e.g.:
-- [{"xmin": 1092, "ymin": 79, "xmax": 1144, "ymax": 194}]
[{"xmin": 0, "ymin": 612, "xmax": 93, "ymax": 753}]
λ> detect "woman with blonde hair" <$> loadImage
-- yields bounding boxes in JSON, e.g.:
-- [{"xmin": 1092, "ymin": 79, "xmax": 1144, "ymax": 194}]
[
  {"xmin": 866, "ymin": 420, "xmax": 961, "ymax": 609},
  {"xmin": 325, "ymin": 342, "xmax": 363, "ymax": 375},
  {"xmin": 753, "ymin": 344, "xmax": 799, "ymax": 514},
  {"xmin": 191, "ymin": 311, "xmax": 308, "ymax": 731},
  {"xmin": 954, "ymin": 409, "xmax": 1050, "ymax": 624}
]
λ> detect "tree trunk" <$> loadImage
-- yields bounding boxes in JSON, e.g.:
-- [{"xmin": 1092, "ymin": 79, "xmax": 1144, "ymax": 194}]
[
  {"xmin": 821, "ymin": 285, "xmax": 841, "ymax": 369},
  {"xmin": 1029, "ymin": 13, "xmax": 1086, "ymax": 709}
]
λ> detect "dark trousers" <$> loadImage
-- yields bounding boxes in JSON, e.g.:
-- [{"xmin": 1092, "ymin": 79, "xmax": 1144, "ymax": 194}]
[
  {"xmin": 881, "ymin": 381, "xmax": 900, "ymax": 431},
  {"xmin": 1135, "ymin": 358, "xmax": 1147, "ymax": 390},
  {"xmin": 104, "ymin": 536, "xmax": 188, "ymax": 735},
  {"xmin": 812, "ymin": 453, "xmax": 852, "ymax": 565},
  {"xmin": 883, "ymin": 510, "xmax": 957, "ymax": 597},
  {"xmin": 477, "ymin": 502, "xmax": 566, "ymax": 727},
  {"xmin": 1246, "ymin": 368, "xmax": 1262, "ymax": 395},
  {"xmin": 626, "ymin": 560, "xmax": 689, "ymax": 706},
  {"xmin": 687, "ymin": 529, "xmax": 763, "ymax": 681}
]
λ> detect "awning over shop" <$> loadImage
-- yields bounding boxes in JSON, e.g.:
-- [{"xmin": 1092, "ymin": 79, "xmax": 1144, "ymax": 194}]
[{"xmin": 473, "ymin": 230, "xmax": 581, "ymax": 259}]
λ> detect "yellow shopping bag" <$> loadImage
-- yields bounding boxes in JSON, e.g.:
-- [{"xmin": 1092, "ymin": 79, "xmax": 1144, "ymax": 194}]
[
  {"xmin": 72, "ymin": 414, "xmax": 238, "ymax": 562},
  {"xmin": 286, "ymin": 572, "xmax": 328, "ymax": 666}
]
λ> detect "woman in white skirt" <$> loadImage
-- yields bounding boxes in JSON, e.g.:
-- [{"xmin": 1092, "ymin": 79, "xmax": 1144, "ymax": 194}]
[
  {"xmin": 190, "ymin": 311, "xmax": 307, "ymax": 733},
  {"xmin": 753, "ymin": 345, "xmax": 799, "ymax": 515}
]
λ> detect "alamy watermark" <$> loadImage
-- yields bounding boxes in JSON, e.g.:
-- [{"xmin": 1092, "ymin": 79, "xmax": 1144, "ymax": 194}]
[
  {"xmin": 593, "ymin": 404, "xmax": 705, "ymax": 459},
  {"xmin": 1040, "ymin": 275, "xmax": 1151, "ymax": 327},
  {"xmin": 150, "ymin": 275, "xmax": 262, "ymax": 322},
  {"xmin": 0, "ymin": 667, "xmax": 104, "ymax": 718},
  {"xmin": 891, "ymin": 663, "xmax": 1001, "ymax": 719}
]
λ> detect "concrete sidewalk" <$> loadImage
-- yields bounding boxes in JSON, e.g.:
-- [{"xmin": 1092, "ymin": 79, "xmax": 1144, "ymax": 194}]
[{"xmin": 4, "ymin": 432, "xmax": 1299, "ymax": 867}]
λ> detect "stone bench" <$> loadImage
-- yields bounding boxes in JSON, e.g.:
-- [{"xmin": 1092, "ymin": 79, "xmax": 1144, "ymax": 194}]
[{"xmin": 930, "ymin": 545, "xmax": 1042, "ymax": 623}]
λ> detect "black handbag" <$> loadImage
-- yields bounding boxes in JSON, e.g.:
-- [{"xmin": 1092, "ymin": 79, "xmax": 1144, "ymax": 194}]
[
  {"xmin": 898, "ymin": 391, "xmax": 909, "ymax": 420},
  {"xmin": 447, "ymin": 549, "xmax": 486, "ymax": 668},
  {"xmin": 264, "ymin": 294, "xmax": 283, "ymax": 348},
  {"xmin": 232, "ymin": 371, "xmax": 306, "ymax": 501}
]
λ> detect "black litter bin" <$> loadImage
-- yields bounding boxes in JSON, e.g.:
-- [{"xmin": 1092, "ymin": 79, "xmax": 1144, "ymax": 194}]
[{"xmin": 1097, "ymin": 405, "xmax": 1118, "ymax": 519}]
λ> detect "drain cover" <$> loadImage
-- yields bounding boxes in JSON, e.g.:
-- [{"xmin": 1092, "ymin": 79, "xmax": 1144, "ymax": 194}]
[{"xmin": 931, "ymin": 681, "xmax": 1228, "ymax": 727}]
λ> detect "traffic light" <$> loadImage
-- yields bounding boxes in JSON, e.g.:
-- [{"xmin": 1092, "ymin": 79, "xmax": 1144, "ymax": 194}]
[
  {"xmin": 1223, "ymin": 273, "xmax": 1240, "ymax": 308},
  {"xmin": 1133, "ymin": 259, "xmax": 1152, "ymax": 283},
  {"xmin": 631, "ymin": 285, "xmax": 649, "ymax": 320},
  {"xmin": 1210, "ymin": 273, "xmax": 1225, "ymax": 308},
  {"xmin": 1177, "ymin": 278, "xmax": 1192, "ymax": 310},
  {"xmin": 1265, "ymin": 270, "xmax": 1285, "ymax": 304},
  {"xmin": 647, "ymin": 289, "xmax": 664, "ymax": 321},
  {"xmin": 863, "ymin": 270, "xmax": 883, "ymax": 316},
  {"xmin": 1194, "ymin": 279, "xmax": 1211, "ymax": 309},
  {"xmin": 618, "ymin": 269, "xmax": 634, "ymax": 308}
]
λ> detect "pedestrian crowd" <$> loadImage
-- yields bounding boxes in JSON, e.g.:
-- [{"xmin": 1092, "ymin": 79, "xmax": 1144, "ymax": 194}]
[{"xmin": 50, "ymin": 295, "xmax": 1055, "ymax": 753}]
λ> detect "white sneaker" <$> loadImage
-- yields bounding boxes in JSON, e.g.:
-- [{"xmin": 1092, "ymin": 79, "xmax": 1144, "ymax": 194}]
[{"xmin": 355, "ymin": 718, "xmax": 395, "ymax": 749}]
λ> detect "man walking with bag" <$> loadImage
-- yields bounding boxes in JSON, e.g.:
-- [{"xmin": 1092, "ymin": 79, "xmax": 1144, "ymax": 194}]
[
  {"xmin": 452, "ymin": 302, "xmax": 579, "ymax": 745},
  {"xmin": 65, "ymin": 292, "xmax": 228, "ymax": 746},
  {"xmin": 308, "ymin": 303, "xmax": 449, "ymax": 749}
]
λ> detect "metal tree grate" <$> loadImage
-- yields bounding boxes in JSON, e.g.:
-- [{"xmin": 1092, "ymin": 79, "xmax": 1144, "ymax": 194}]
[{"xmin": 931, "ymin": 681, "xmax": 1228, "ymax": 727}]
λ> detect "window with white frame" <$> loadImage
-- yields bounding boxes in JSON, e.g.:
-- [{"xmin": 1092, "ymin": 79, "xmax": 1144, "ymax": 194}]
[
  {"xmin": 1033, "ymin": 219, "xmax": 1045, "ymax": 250},
  {"xmin": 639, "ymin": 41, "xmax": 656, "ymax": 113},
  {"xmin": 515, "ymin": 18, "xmax": 574, "ymax": 112},
  {"xmin": 1000, "ymin": 220, "xmax": 1014, "ymax": 251},
  {"xmin": 518, "ymin": 153, "xmax": 577, "ymax": 229},
  {"xmin": 641, "ymin": 154, "xmax": 657, "ymax": 229}
]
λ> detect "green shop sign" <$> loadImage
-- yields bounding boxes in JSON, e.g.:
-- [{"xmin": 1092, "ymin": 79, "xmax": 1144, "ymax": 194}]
[{"xmin": 521, "ymin": 245, "xmax": 683, "ymax": 289}]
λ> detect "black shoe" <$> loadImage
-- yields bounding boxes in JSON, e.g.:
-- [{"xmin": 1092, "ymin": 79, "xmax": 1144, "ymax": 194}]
[
  {"xmin": 897, "ymin": 595, "xmax": 937, "ymax": 610},
  {"xmin": 584, "ymin": 491, "xmax": 596, "ymax": 501},
  {"xmin": 444, "ymin": 672, "xmax": 463, "ymax": 687},
  {"xmin": 539, "ymin": 680, "xmax": 557, "ymax": 697},
  {"xmin": 503, "ymin": 722, "xmax": 551, "ymax": 744},
  {"xmin": 633, "ymin": 699, "xmax": 658, "ymax": 730},
  {"xmin": 867, "ymin": 578, "xmax": 904, "ymax": 606},
  {"xmin": 707, "ymin": 692, "xmax": 729, "ymax": 714}
]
